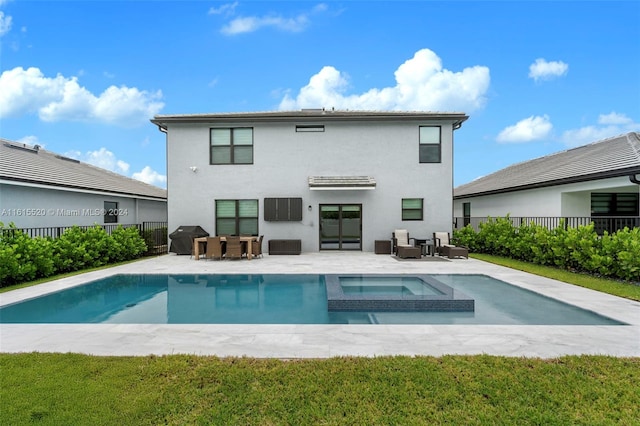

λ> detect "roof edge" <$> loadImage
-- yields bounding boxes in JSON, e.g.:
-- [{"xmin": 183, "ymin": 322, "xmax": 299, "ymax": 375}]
[
  {"xmin": 454, "ymin": 167, "xmax": 640, "ymax": 199},
  {"xmin": 151, "ymin": 110, "xmax": 469, "ymax": 130},
  {"xmin": 0, "ymin": 176, "xmax": 167, "ymax": 201}
]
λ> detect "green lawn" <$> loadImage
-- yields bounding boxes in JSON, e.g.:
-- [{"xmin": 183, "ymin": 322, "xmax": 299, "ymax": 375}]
[
  {"xmin": 2, "ymin": 255, "xmax": 639, "ymax": 424},
  {"xmin": 1, "ymin": 354, "xmax": 638, "ymax": 425}
]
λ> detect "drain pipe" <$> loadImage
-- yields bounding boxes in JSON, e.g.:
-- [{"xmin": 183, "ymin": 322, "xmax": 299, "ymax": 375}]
[{"xmin": 630, "ymin": 174, "xmax": 640, "ymax": 185}]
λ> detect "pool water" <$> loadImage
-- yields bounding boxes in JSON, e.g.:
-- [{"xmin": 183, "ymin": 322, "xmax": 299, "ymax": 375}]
[
  {"xmin": 340, "ymin": 276, "xmax": 444, "ymax": 296},
  {"xmin": 0, "ymin": 274, "xmax": 625, "ymax": 325}
]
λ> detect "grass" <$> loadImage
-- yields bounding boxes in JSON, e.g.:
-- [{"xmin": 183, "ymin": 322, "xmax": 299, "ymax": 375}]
[
  {"xmin": 1, "ymin": 353, "xmax": 638, "ymax": 425},
  {"xmin": 470, "ymin": 253, "xmax": 640, "ymax": 302}
]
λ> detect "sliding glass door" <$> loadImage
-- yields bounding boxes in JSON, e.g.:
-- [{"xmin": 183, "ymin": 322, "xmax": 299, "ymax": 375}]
[{"xmin": 319, "ymin": 204, "xmax": 362, "ymax": 250}]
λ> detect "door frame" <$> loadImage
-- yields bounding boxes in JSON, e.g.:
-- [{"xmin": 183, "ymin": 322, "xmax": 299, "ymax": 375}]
[{"xmin": 318, "ymin": 204, "xmax": 362, "ymax": 251}]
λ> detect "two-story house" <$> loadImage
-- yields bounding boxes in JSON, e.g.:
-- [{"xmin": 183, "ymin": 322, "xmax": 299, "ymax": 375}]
[{"xmin": 151, "ymin": 110, "xmax": 468, "ymax": 253}]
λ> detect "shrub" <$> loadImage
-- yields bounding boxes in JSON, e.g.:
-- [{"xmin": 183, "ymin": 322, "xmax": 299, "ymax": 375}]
[
  {"xmin": 0, "ymin": 223, "xmax": 55, "ymax": 286},
  {"xmin": 606, "ymin": 227, "xmax": 640, "ymax": 281},
  {"xmin": 110, "ymin": 226, "xmax": 147, "ymax": 262},
  {"xmin": 451, "ymin": 225, "xmax": 476, "ymax": 251},
  {"xmin": 1, "ymin": 223, "xmax": 149, "ymax": 288},
  {"xmin": 453, "ymin": 217, "xmax": 640, "ymax": 283}
]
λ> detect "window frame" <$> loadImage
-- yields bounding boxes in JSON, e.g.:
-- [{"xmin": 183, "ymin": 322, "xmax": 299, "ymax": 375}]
[
  {"xmin": 419, "ymin": 126, "xmax": 442, "ymax": 164},
  {"xmin": 210, "ymin": 127, "xmax": 254, "ymax": 165},
  {"xmin": 104, "ymin": 201, "xmax": 118, "ymax": 224},
  {"xmin": 591, "ymin": 193, "xmax": 639, "ymax": 216},
  {"xmin": 215, "ymin": 199, "xmax": 259, "ymax": 236},
  {"xmin": 295, "ymin": 125, "xmax": 325, "ymax": 132},
  {"xmin": 401, "ymin": 198, "xmax": 424, "ymax": 221}
]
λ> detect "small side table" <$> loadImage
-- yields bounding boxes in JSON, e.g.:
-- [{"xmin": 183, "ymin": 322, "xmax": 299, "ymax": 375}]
[
  {"xmin": 375, "ymin": 240, "xmax": 392, "ymax": 254},
  {"xmin": 413, "ymin": 238, "xmax": 433, "ymax": 256}
]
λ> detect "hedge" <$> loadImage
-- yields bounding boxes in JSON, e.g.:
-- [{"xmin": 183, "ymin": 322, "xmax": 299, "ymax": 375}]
[
  {"xmin": 0, "ymin": 223, "xmax": 147, "ymax": 287},
  {"xmin": 453, "ymin": 216, "xmax": 640, "ymax": 282}
]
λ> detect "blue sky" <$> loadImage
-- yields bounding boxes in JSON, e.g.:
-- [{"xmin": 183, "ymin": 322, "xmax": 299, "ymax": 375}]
[{"xmin": 1, "ymin": 0, "xmax": 638, "ymax": 188}]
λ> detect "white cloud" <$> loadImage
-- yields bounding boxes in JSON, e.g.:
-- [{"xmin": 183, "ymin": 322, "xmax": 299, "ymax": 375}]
[
  {"xmin": 0, "ymin": 66, "xmax": 164, "ymax": 126},
  {"xmin": 219, "ymin": 3, "xmax": 328, "ymax": 35},
  {"xmin": 560, "ymin": 112, "xmax": 639, "ymax": 147},
  {"xmin": 208, "ymin": 2, "xmax": 238, "ymax": 16},
  {"xmin": 528, "ymin": 58, "xmax": 568, "ymax": 82},
  {"xmin": 0, "ymin": 11, "xmax": 12, "ymax": 37},
  {"xmin": 313, "ymin": 3, "xmax": 328, "ymax": 13},
  {"xmin": 222, "ymin": 14, "xmax": 309, "ymax": 34},
  {"xmin": 65, "ymin": 148, "xmax": 130, "ymax": 174},
  {"xmin": 496, "ymin": 115, "xmax": 553, "ymax": 143},
  {"xmin": 279, "ymin": 49, "xmax": 490, "ymax": 113},
  {"xmin": 132, "ymin": 166, "xmax": 167, "ymax": 187},
  {"xmin": 64, "ymin": 148, "xmax": 166, "ymax": 187},
  {"xmin": 597, "ymin": 111, "xmax": 633, "ymax": 126}
]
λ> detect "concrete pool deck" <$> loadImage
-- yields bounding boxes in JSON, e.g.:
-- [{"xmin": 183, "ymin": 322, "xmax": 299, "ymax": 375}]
[{"xmin": 1, "ymin": 252, "xmax": 639, "ymax": 358}]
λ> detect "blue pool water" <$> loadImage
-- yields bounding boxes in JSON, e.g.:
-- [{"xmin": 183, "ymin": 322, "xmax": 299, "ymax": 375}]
[
  {"xmin": 0, "ymin": 274, "xmax": 625, "ymax": 325},
  {"xmin": 340, "ymin": 276, "xmax": 444, "ymax": 296}
]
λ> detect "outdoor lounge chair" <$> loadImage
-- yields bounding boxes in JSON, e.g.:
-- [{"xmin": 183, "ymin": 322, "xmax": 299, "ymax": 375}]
[
  {"xmin": 433, "ymin": 232, "xmax": 454, "ymax": 256},
  {"xmin": 392, "ymin": 229, "xmax": 415, "ymax": 255},
  {"xmin": 224, "ymin": 236, "xmax": 244, "ymax": 260},
  {"xmin": 433, "ymin": 231, "xmax": 469, "ymax": 258},
  {"xmin": 205, "ymin": 236, "xmax": 225, "ymax": 260}
]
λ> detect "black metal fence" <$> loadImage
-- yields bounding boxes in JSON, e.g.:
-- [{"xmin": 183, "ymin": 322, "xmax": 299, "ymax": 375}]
[
  {"xmin": 1, "ymin": 222, "xmax": 168, "ymax": 255},
  {"xmin": 454, "ymin": 216, "xmax": 639, "ymax": 235}
]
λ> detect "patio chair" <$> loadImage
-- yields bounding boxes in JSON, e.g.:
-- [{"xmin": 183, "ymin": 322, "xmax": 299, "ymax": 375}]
[
  {"xmin": 392, "ymin": 229, "xmax": 415, "ymax": 255},
  {"xmin": 433, "ymin": 232, "xmax": 454, "ymax": 256},
  {"xmin": 251, "ymin": 235, "xmax": 264, "ymax": 258},
  {"xmin": 224, "ymin": 236, "xmax": 244, "ymax": 260},
  {"xmin": 205, "ymin": 236, "xmax": 225, "ymax": 260}
]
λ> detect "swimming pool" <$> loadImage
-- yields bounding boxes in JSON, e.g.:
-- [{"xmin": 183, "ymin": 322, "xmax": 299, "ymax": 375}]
[{"xmin": 0, "ymin": 274, "xmax": 625, "ymax": 325}]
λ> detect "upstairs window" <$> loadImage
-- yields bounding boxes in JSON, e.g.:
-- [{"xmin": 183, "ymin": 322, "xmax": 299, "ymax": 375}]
[
  {"xmin": 296, "ymin": 125, "xmax": 324, "ymax": 132},
  {"xmin": 210, "ymin": 128, "xmax": 253, "ymax": 164},
  {"xmin": 419, "ymin": 126, "xmax": 441, "ymax": 163},
  {"xmin": 402, "ymin": 198, "xmax": 423, "ymax": 220}
]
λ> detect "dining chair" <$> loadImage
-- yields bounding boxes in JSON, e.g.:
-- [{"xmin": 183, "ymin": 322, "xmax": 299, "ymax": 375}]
[
  {"xmin": 205, "ymin": 236, "xmax": 224, "ymax": 260},
  {"xmin": 251, "ymin": 235, "xmax": 264, "ymax": 258},
  {"xmin": 224, "ymin": 236, "xmax": 244, "ymax": 260}
]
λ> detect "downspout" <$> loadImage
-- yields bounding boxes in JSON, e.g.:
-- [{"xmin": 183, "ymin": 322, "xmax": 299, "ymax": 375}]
[{"xmin": 630, "ymin": 174, "xmax": 640, "ymax": 185}]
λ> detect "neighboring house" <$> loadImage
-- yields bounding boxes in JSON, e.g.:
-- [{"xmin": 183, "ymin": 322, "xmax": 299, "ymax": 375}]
[
  {"xmin": 151, "ymin": 109, "xmax": 468, "ymax": 253},
  {"xmin": 453, "ymin": 132, "xmax": 640, "ymax": 232},
  {"xmin": 0, "ymin": 139, "xmax": 167, "ymax": 229}
]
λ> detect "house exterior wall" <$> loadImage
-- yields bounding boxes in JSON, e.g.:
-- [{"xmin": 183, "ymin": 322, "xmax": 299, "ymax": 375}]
[
  {"xmin": 453, "ymin": 176, "xmax": 639, "ymax": 218},
  {"xmin": 0, "ymin": 182, "xmax": 167, "ymax": 228},
  {"xmin": 166, "ymin": 117, "xmax": 459, "ymax": 252}
]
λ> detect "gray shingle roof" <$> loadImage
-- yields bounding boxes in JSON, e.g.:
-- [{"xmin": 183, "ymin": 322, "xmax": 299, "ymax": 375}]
[
  {"xmin": 0, "ymin": 139, "xmax": 167, "ymax": 200},
  {"xmin": 454, "ymin": 132, "xmax": 640, "ymax": 198}
]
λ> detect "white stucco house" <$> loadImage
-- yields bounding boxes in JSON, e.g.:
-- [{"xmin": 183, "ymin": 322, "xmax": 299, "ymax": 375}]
[
  {"xmin": 151, "ymin": 109, "xmax": 468, "ymax": 253},
  {"xmin": 453, "ymin": 132, "xmax": 640, "ymax": 233},
  {"xmin": 0, "ymin": 139, "xmax": 167, "ymax": 231}
]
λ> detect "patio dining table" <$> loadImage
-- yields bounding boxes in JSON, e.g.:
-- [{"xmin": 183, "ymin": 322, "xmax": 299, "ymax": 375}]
[{"xmin": 193, "ymin": 236, "xmax": 258, "ymax": 260}]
